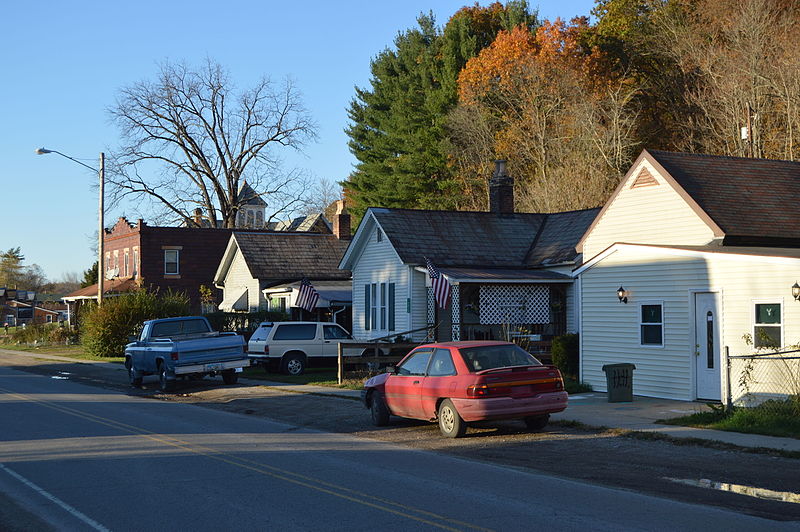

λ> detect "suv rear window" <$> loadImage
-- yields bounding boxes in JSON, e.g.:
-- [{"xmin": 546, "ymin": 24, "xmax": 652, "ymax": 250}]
[
  {"xmin": 272, "ymin": 324, "xmax": 317, "ymax": 341},
  {"xmin": 459, "ymin": 344, "xmax": 540, "ymax": 372},
  {"xmin": 250, "ymin": 324, "xmax": 273, "ymax": 342}
]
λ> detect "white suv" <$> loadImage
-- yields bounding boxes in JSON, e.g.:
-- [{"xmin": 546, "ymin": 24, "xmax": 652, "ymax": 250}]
[{"xmin": 247, "ymin": 322, "xmax": 364, "ymax": 375}]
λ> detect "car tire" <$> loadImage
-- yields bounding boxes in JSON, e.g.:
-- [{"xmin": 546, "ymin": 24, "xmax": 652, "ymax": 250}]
[
  {"xmin": 369, "ymin": 391, "xmax": 390, "ymax": 426},
  {"xmin": 438, "ymin": 399, "xmax": 466, "ymax": 438},
  {"xmin": 524, "ymin": 414, "xmax": 550, "ymax": 431},
  {"xmin": 158, "ymin": 362, "xmax": 175, "ymax": 392},
  {"xmin": 125, "ymin": 357, "xmax": 142, "ymax": 387},
  {"xmin": 222, "ymin": 369, "xmax": 238, "ymax": 385},
  {"xmin": 282, "ymin": 354, "xmax": 305, "ymax": 376}
]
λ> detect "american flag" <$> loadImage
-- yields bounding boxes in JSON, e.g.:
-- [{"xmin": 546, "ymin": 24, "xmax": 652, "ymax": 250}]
[
  {"xmin": 426, "ymin": 258, "xmax": 450, "ymax": 309},
  {"xmin": 296, "ymin": 278, "xmax": 320, "ymax": 312}
]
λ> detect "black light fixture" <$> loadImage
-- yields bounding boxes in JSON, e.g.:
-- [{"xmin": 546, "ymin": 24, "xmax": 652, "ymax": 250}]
[
  {"xmin": 617, "ymin": 286, "xmax": 628, "ymax": 304},
  {"xmin": 792, "ymin": 282, "xmax": 800, "ymax": 301}
]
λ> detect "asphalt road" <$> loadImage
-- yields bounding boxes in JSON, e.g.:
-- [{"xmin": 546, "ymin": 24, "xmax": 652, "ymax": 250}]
[{"xmin": 1, "ymin": 352, "xmax": 799, "ymax": 530}]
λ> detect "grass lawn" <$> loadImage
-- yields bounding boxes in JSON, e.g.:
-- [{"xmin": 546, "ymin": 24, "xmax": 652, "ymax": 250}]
[
  {"xmin": 660, "ymin": 402, "xmax": 800, "ymax": 440},
  {"xmin": 0, "ymin": 343, "xmax": 125, "ymax": 364}
]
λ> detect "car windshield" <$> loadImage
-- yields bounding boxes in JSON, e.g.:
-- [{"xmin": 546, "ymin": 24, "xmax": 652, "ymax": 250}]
[{"xmin": 458, "ymin": 344, "xmax": 541, "ymax": 372}]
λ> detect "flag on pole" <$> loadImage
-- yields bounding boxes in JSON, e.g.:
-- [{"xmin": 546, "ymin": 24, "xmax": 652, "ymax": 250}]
[
  {"xmin": 296, "ymin": 278, "xmax": 320, "ymax": 312},
  {"xmin": 426, "ymin": 258, "xmax": 451, "ymax": 309}
]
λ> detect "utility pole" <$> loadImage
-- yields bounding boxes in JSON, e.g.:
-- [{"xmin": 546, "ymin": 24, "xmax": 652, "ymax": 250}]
[{"xmin": 98, "ymin": 153, "xmax": 105, "ymax": 306}]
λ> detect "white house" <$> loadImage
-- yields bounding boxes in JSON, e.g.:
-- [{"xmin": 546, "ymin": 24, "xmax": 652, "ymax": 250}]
[
  {"xmin": 339, "ymin": 161, "xmax": 599, "ymax": 351},
  {"xmin": 213, "ymin": 203, "xmax": 353, "ymax": 325},
  {"xmin": 575, "ymin": 149, "xmax": 800, "ymax": 403}
]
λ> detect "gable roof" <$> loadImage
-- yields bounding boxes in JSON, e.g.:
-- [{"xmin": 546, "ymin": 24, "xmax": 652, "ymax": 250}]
[
  {"xmin": 648, "ymin": 150, "xmax": 800, "ymax": 244},
  {"xmin": 216, "ymin": 232, "xmax": 351, "ymax": 286},
  {"xmin": 237, "ymin": 181, "xmax": 267, "ymax": 207},
  {"xmin": 267, "ymin": 213, "xmax": 332, "ymax": 233},
  {"xmin": 344, "ymin": 207, "xmax": 600, "ymax": 270}
]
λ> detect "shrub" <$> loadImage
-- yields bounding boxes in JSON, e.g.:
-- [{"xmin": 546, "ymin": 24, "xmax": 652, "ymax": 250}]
[
  {"xmin": 80, "ymin": 289, "xmax": 191, "ymax": 358},
  {"xmin": 551, "ymin": 333, "xmax": 579, "ymax": 379},
  {"xmin": 203, "ymin": 311, "xmax": 288, "ymax": 336}
]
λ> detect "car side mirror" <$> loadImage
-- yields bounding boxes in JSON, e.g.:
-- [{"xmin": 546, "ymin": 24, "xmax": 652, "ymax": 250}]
[
  {"xmin": 385, "ymin": 366, "xmax": 396, "ymax": 374},
  {"xmin": 128, "ymin": 335, "xmax": 138, "ymax": 343}
]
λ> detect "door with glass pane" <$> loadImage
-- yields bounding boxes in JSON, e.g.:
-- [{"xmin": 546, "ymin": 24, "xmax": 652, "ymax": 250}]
[{"xmin": 695, "ymin": 293, "xmax": 721, "ymax": 400}]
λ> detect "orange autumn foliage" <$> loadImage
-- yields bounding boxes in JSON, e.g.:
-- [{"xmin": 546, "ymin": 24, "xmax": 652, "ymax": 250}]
[{"xmin": 457, "ymin": 17, "xmax": 612, "ymax": 104}]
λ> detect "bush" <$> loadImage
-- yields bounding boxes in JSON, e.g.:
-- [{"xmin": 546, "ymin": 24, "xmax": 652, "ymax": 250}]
[
  {"xmin": 80, "ymin": 289, "xmax": 191, "ymax": 358},
  {"xmin": 203, "ymin": 311, "xmax": 288, "ymax": 336},
  {"xmin": 6, "ymin": 323, "xmax": 79, "ymax": 345},
  {"xmin": 551, "ymin": 333, "xmax": 579, "ymax": 379}
]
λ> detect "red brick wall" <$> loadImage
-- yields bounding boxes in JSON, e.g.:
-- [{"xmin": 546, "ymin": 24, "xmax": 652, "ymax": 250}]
[{"xmin": 139, "ymin": 226, "xmax": 235, "ymax": 310}]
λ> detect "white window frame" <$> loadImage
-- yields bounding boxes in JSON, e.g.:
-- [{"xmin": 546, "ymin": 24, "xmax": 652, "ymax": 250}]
[
  {"xmin": 370, "ymin": 283, "xmax": 379, "ymax": 330},
  {"xmin": 164, "ymin": 249, "xmax": 180, "ymax": 275},
  {"xmin": 639, "ymin": 300, "xmax": 664, "ymax": 348},
  {"xmin": 752, "ymin": 299, "xmax": 783, "ymax": 349},
  {"xmin": 124, "ymin": 249, "xmax": 130, "ymax": 277},
  {"xmin": 132, "ymin": 248, "xmax": 139, "ymax": 277}
]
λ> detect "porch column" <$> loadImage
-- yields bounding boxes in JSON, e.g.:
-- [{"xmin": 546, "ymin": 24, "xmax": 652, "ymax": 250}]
[
  {"xmin": 426, "ymin": 287, "xmax": 435, "ymax": 340},
  {"xmin": 451, "ymin": 284, "xmax": 460, "ymax": 341}
]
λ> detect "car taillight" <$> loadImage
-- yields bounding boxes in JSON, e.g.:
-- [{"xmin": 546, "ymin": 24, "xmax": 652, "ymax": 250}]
[
  {"xmin": 171, "ymin": 352, "xmax": 179, "ymax": 361},
  {"xmin": 466, "ymin": 384, "xmax": 511, "ymax": 398},
  {"xmin": 264, "ymin": 345, "xmax": 269, "ymax": 355}
]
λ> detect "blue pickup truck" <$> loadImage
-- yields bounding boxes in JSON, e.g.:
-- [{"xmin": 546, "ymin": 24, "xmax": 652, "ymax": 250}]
[{"xmin": 124, "ymin": 316, "xmax": 249, "ymax": 391}]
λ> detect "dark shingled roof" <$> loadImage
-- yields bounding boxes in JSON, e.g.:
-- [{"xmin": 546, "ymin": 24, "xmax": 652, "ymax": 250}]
[
  {"xmin": 370, "ymin": 207, "xmax": 600, "ymax": 268},
  {"xmin": 650, "ymin": 150, "xmax": 800, "ymax": 242},
  {"xmin": 234, "ymin": 232, "xmax": 351, "ymax": 282}
]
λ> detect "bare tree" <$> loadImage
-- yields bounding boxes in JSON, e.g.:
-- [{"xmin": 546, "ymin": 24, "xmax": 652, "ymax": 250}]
[{"xmin": 108, "ymin": 60, "xmax": 317, "ymax": 227}]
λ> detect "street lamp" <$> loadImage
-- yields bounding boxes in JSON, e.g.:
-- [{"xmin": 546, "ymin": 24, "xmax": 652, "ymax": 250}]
[{"xmin": 36, "ymin": 148, "xmax": 105, "ymax": 306}]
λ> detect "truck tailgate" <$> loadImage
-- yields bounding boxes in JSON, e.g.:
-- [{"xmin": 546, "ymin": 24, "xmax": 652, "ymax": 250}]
[{"xmin": 171, "ymin": 335, "xmax": 246, "ymax": 365}]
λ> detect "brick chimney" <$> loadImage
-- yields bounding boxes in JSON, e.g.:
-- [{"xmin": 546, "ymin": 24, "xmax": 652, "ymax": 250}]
[
  {"xmin": 193, "ymin": 208, "xmax": 203, "ymax": 227},
  {"xmin": 332, "ymin": 200, "xmax": 351, "ymax": 239},
  {"xmin": 488, "ymin": 160, "xmax": 514, "ymax": 214}
]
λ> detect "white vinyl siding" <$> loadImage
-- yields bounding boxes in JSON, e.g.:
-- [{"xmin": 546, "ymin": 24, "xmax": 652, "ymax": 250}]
[
  {"xmin": 581, "ymin": 160, "xmax": 716, "ymax": 259},
  {"xmin": 350, "ymin": 223, "xmax": 409, "ymax": 340},
  {"xmin": 580, "ymin": 245, "xmax": 800, "ymax": 401},
  {"xmin": 223, "ymin": 249, "xmax": 261, "ymax": 311}
]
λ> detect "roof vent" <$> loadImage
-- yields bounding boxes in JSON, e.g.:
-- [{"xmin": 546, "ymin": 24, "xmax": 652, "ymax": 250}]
[{"xmin": 631, "ymin": 167, "xmax": 658, "ymax": 188}]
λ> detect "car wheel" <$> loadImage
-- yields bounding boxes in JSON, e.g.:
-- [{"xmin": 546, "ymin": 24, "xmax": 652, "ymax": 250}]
[
  {"xmin": 158, "ymin": 362, "xmax": 174, "ymax": 392},
  {"xmin": 222, "ymin": 369, "xmax": 238, "ymax": 385},
  {"xmin": 369, "ymin": 391, "xmax": 390, "ymax": 426},
  {"xmin": 283, "ymin": 354, "xmax": 305, "ymax": 376},
  {"xmin": 524, "ymin": 414, "xmax": 550, "ymax": 431},
  {"xmin": 438, "ymin": 399, "xmax": 466, "ymax": 438},
  {"xmin": 125, "ymin": 358, "xmax": 142, "ymax": 387}
]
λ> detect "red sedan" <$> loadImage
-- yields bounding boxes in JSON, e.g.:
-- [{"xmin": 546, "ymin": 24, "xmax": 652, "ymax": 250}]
[{"xmin": 362, "ymin": 341, "xmax": 568, "ymax": 438}]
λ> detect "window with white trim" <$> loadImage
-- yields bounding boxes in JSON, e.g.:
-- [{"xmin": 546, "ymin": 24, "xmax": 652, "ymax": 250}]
[
  {"xmin": 124, "ymin": 249, "xmax": 130, "ymax": 276},
  {"xmin": 133, "ymin": 248, "xmax": 139, "ymax": 277},
  {"xmin": 164, "ymin": 249, "xmax": 180, "ymax": 275},
  {"xmin": 754, "ymin": 302, "xmax": 782, "ymax": 348},
  {"xmin": 639, "ymin": 302, "xmax": 663, "ymax": 346}
]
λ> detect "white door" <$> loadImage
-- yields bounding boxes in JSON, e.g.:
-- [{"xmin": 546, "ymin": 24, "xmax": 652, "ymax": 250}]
[{"xmin": 695, "ymin": 293, "xmax": 721, "ymax": 400}]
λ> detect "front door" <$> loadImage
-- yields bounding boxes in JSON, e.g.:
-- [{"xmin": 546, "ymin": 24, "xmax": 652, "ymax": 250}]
[{"xmin": 695, "ymin": 292, "xmax": 721, "ymax": 400}]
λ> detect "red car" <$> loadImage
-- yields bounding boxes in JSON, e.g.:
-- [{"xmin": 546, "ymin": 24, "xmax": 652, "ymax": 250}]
[{"xmin": 362, "ymin": 341, "xmax": 568, "ymax": 438}]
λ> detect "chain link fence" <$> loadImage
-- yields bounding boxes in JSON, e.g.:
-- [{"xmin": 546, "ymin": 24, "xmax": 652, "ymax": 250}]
[{"xmin": 727, "ymin": 349, "xmax": 800, "ymax": 416}]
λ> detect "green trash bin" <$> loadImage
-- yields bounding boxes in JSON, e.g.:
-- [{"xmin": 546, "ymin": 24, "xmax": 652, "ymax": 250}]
[{"xmin": 602, "ymin": 363, "xmax": 636, "ymax": 402}]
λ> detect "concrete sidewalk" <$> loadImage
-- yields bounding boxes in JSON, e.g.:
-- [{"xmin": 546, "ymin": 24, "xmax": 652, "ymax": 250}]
[{"xmin": 253, "ymin": 380, "xmax": 800, "ymax": 453}]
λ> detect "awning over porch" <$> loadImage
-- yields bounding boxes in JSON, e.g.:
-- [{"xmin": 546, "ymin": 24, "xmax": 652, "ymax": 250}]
[
  {"xmin": 219, "ymin": 287, "xmax": 248, "ymax": 312},
  {"xmin": 416, "ymin": 266, "xmax": 572, "ymax": 284}
]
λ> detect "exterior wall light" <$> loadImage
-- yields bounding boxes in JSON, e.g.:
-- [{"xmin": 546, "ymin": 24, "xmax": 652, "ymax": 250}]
[
  {"xmin": 617, "ymin": 286, "xmax": 628, "ymax": 304},
  {"xmin": 792, "ymin": 282, "xmax": 800, "ymax": 301}
]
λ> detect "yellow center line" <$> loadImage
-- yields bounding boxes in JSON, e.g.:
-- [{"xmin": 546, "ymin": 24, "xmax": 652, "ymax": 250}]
[{"xmin": 0, "ymin": 387, "xmax": 494, "ymax": 532}]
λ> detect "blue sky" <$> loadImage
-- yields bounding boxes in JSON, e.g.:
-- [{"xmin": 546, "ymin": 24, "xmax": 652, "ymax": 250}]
[{"xmin": 1, "ymin": 0, "xmax": 595, "ymax": 281}]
